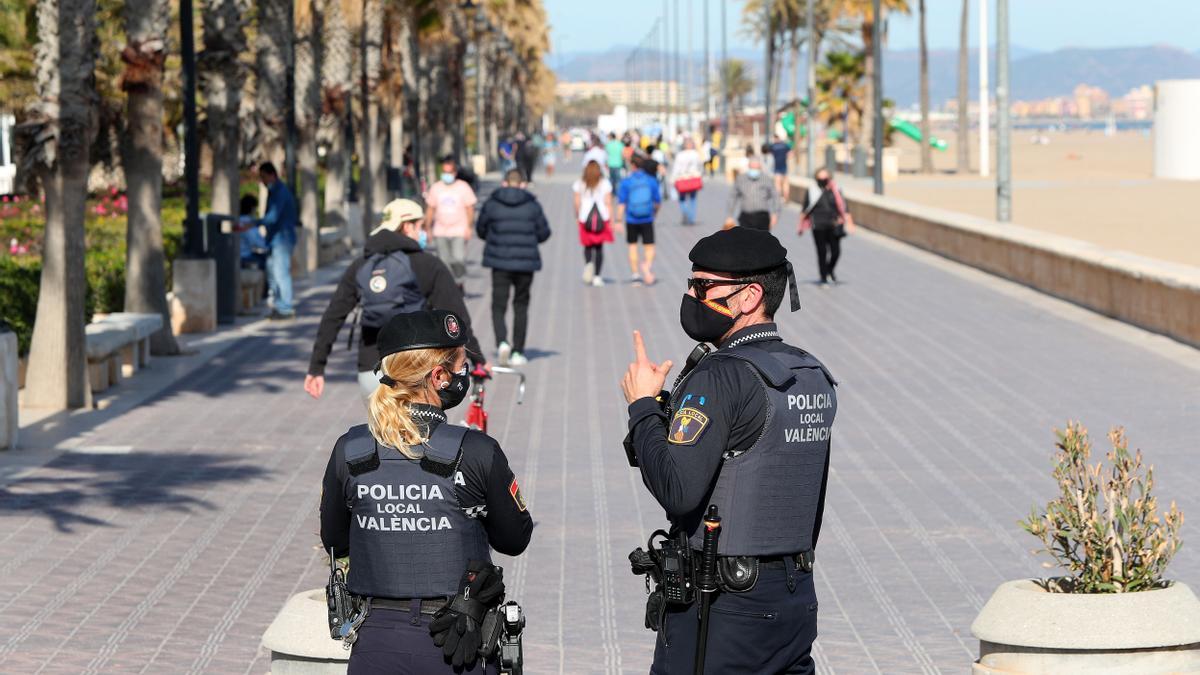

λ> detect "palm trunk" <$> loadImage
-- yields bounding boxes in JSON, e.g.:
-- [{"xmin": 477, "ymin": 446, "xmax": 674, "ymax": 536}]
[
  {"xmin": 860, "ymin": 21, "xmax": 874, "ymax": 150},
  {"xmin": 201, "ymin": 0, "xmax": 247, "ymax": 223},
  {"xmin": 295, "ymin": 0, "xmax": 322, "ymax": 274},
  {"xmin": 21, "ymin": 0, "xmax": 96, "ymax": 409},
  {"xmin": 121, "ymin": 0, "xmax": 179, "ymax": 356},
  {"xmin": 957, "ymin": 0, "xmax": 970, "ymax": 172},
  {"xmin": 321, "ymin": 0, "xmax": 352, "ymax": 237},
  {"xmin": 359, "ymin": 0, "xmax": 382, "ymax": 236},
  {"xmin": 918, "ymin": 0, "xmax": 932, "ymax": 173},
  {"xmin": 256, "ymin": 0, "xmax": 290, "ymax": 169},
  {"xmin": 398, "ymin": 10, "xmax": 421, "ymax": 187}
]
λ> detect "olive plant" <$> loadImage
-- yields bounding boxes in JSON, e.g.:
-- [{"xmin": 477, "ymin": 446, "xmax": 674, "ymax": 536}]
[{"xmin": 1022, "ymin": 423, "xmax": 1184, "ymax": 593}]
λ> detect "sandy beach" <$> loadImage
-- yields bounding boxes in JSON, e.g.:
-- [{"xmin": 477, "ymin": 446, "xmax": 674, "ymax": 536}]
[{"xmin": 839, "ymin": 129, "xmax": 1200, "ymax": 269}]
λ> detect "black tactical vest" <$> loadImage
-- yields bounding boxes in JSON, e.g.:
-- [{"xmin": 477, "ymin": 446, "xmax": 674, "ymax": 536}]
[
  {"xmin": 342, "ymin": 423, "xmax": 491, "ymax": 599},
  {"xmin": 680, "ymin": 344, "xmax": 837, "ymax": 556}
]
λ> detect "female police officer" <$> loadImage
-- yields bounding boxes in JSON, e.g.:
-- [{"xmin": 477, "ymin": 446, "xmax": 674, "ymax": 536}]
[{"xmin": 320, "ymin": 309, "xmax": 533, "ymax": 674}]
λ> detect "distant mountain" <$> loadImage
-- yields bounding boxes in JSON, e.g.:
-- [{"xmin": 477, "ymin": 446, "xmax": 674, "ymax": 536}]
[{"xmin": 551, "ymin": 44, "xmax": 1200, "ymax": 108}]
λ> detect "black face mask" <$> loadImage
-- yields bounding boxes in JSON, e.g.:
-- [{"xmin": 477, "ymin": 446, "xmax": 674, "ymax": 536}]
[
  {"xmin": 679, "ymin": 291, "xmax": 741, "ymax": 344},
  {"xmin": 437, "ymin": 365, "xmax": 471, "ymax": 410},
  {"xmin": 816, "ymin": 178, "xmax": 830, "ymax": 188}
]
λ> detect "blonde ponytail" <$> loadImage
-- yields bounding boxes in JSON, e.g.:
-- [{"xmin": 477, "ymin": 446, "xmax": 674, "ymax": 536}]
[{"xmin": 366, "ymin": 347, "xmax": 461, "ymax": 459}]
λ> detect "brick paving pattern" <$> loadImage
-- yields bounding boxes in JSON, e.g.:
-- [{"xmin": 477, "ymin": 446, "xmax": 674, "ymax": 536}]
[{"xmin": 1, "ymin": 171, "xmax": 1198, "ymax": 673}]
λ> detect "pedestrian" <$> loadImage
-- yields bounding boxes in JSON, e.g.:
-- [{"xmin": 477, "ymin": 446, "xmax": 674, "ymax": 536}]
[
  {"xmin": 650, "ymin": 138, "xmax": 669, "ymax": 199},
  {"xmin": 605, "ymin": 132, "xmax": 626, "ymax": 185},
  {"xmin": 498, "ymin": 136, "xmax": 515, "ymax": 173},
  {"xmin": 725, "ymin": 157, "xmax": 780, "ymax": 231},
  {"xmin": 573, "ymin": 160, "xmax": 615, "ymax": 287},
  {"xmin": 256, "ymin": 162, "xmax": 299, "ymax": 320},
  {"xmin": 543, "ymin": 133, "xmax": 558, "ymax": 176},
  {"xmin": 515, "ymin": 132, "xmax": 538, "ymax": 184},
  {"xmin": 800, "ymin": 168, "xmax": 855, "ymax": 285},
  {"xmin": 616, "ymin": 156, "xmax": 662, "ymax": 286},
  {"xmin": 320, "ymin": 309, "xmax": 533, "ymax": 674},
  {"xmin": 620, "ymin": 226, "xmax": 834, "ymax": 674},
  {"xmin": 670, "ymin": 137, "xmax": 704, "ymax": 225},
  {"xmin": 475, "ymin": 169, "xmax": 551, "ymax": 367},
  {"xmin": 236, "ymin": 193, "xmax": 268, "ymax": 275},
  {"xmin": 767, "ymin": 132, "xmax": 793, "ymax": 199},
  {"xmin": 425, "ymin": 156, "xmax": 478, "ymax": 290},
  {"xmin": 583, "ymin": 134, "xmax": 608, "ymax": 171},
  {"xmin": 305, "ymin": 197, "xmax": 486, "ymax": 400}
]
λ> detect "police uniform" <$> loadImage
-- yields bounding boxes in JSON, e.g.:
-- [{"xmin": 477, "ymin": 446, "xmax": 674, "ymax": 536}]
[
  {"xmin": 320, "ymin": 310, "xmax": 533, "ymax": 674},
  {"xmin": 626, "ymin": 228, "xmax": 837, "ymax": 674}
]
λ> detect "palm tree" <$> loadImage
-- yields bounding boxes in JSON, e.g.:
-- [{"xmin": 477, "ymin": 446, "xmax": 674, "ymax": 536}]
[
  {"xmin": 0, "ymin": 0, "xmax": 36, "ymax": 112},
  {"xmin": 119, "ymin": 0, "xmax": 179, "ymax": 355},
  {"xmin": 816, "ymin": 50, "xmax": 865, "ymax": 144},
  {"xmin": 256, "ymin": 0, "xmax": 290, "ymax": 169},
  {"xmin": 17, "ymin": 0, "xmax": 96, "ymax": 409},
  {"xmin": 832, "ymin": 0, "xmax": 909, "ymax": 151},
  {"xmin": 320, "ymin": 0, "xmax": 352, "ymax": 238},
  {"xmin": 200, "ymin": 0, "xmax": 248, "ymax": 222},
  {"xmin": 295, "ymin": 0, "xmax": 322, "ymax": 273},
  {"xmin": 715, "ymin": 58, "xmax": 755, "ymax": 129},
  {"xmin": 956, "ymin": 0, "xmax": 969, "ymax": 172},
  {"xmin": 918, "ymin": 0, "xmax": 932, "ymax": 173}
]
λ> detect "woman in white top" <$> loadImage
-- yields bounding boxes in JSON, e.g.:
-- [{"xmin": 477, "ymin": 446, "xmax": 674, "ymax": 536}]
[
  {"xmin": 670, "ymin": 137, "xmax": 704, "ymax": 225},
  {"xmin": 572, "ymin": 160, "xmax": 615, "ymax": 286}
]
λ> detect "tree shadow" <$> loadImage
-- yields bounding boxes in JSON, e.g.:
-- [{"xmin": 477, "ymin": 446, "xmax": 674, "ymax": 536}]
[{"xmin": 0, "ymin": 449, "xmax": 269, "ymax": 533}]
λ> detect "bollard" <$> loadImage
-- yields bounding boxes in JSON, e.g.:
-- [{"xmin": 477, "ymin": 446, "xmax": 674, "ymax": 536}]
[
  {"xmin": 852, "ymin": 146, "xmax": 868, "ymax": 178},
  {"xmin": 824, "ymin": 145, "xmax": 837, "ymax": 174}
]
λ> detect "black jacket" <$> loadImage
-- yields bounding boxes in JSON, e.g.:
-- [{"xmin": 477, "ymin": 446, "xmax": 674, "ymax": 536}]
[
  {"xmin": 308, "ymin": 230, "xmax": 484, "ymax": 376},
  {"xmin": 475, "ymin": 187, "xmax": 551, "ymax": 273}
]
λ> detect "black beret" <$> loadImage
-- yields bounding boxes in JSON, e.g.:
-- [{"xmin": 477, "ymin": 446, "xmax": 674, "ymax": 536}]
[
  {"xmin": 377, "ymin": 310, "xmax": 468, "ymax": 360},
  {"xmin": 689, "ymin": 227, "xmax": 790, "ymax": 274}
]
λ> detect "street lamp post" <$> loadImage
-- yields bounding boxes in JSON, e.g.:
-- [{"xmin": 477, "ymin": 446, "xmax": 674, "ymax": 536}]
[
  {"xmin": 179, "ymin": 0, "xmax": 202, "ymax": 256},
  {"xmin": 475, "ymin": 4, "xmax": 485, "ymax": 162},
  {"xmin": 872, "ymin": 0, "xmax": 884, "ymax": 194},
  {"xmin": 805, "ymin": 0, "xmax": 816, "ymax": 176},
  {"xmin": 996, "ymin": 0, "xmax": 1011, "ymax": 221}
]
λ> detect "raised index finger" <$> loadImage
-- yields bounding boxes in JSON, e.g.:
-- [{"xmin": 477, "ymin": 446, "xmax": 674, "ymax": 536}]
[{"xmin": 633, "ymin": 330, "xmax": 650, "ymax": 364}]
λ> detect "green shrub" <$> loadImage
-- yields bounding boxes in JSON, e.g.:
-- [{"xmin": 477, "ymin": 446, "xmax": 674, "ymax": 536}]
[
  {"xmin": 0, "ymin": 256, "xmax": 41, "ymax": 355},
  {"xmin": 1021, "ymin": 423, "xmax": 1185, "ymax": 593}
]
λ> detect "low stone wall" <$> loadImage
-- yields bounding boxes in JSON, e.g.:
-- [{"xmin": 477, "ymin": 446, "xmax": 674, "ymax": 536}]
[{"xmin": 789, "ymin": 178, "xmax": 1200, "ymax": 349}]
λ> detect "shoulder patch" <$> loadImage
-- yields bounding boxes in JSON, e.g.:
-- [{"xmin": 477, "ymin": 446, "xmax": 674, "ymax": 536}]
[
  {"xmin": 508, "ymin": 478, "xmax": 527, "ymax": 511},
  {"xmin": 668, "ymin": 407, "xmax": 710, "ymax": 446}
]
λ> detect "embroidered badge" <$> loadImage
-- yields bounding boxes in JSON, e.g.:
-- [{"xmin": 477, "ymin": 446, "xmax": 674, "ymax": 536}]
[
  {"xmin": 668, "ymin": 407, "xmax": 710, "ymax": 445},
  {"xmin": 369, "ymin": 274, "xmax": 388, "ymax": 293},
  {"xmin": 445, "ymin": 314, "xmax": 461, "ymax": 338},
  {"xmin": 509, "ymin": 478, "xmax": 527, "ymax": 511}
]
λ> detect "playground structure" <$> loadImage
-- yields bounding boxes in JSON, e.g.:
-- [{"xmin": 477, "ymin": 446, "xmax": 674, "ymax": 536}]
[{"xmin": 777, "ymin": 109, "xmax": 948, "ymax": 151}]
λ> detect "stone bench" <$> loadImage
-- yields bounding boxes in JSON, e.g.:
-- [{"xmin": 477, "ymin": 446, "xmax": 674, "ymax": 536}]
[
  {"xmin": 261, "ymin": 588, "xmax": 349, "ymax": 674},
  {"xmin": 240, "ymin": 267, "xmax": 265, "ymax": 313},
  {"xmin": 96, "ymin": 312, "xmax": 163, "ymax": 377},
  {"xmin": 84, "ymin": 322, "xmax": 135, "ymax": 393}
]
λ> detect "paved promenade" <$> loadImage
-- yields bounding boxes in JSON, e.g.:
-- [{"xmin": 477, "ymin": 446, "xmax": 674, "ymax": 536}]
[{"xmin": 1, "ymin": 171, "xmax": 1198, "ymax": 673}]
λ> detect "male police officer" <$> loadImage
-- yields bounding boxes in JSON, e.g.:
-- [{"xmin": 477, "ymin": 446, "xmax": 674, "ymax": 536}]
[{"xmin": 621, "ymin": 227, "xmax": 836, "ymax": 674}]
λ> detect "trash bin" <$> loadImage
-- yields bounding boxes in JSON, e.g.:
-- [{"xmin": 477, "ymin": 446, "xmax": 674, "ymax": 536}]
[{"xmin": 204, "ymin": 213, "xmax": 240, "ymax": 325}]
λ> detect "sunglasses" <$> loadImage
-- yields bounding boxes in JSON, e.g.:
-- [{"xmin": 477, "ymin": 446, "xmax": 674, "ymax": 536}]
[{"xmin": 686, "ymin": 277, "xmax": 750, "ymax": 301}]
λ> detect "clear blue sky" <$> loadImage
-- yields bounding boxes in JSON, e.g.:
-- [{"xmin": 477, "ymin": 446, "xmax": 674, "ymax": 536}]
[{"xmin": 543, "ymin": 0, "xmax": 1200, "ymax": 57}]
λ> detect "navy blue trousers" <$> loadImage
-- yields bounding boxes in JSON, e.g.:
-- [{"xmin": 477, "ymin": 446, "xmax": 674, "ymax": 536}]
[
  {"xmin": 347, "ymin": 603, "xmax": 498, "ymax": 675},
  {"xmin": 651, "ymin": 564, "xmax": 818, "ymax": 674}
]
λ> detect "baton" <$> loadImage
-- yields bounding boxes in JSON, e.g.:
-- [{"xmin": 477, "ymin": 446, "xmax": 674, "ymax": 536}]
[{"xmin": 694, "ymin": 505, "xmax": 722, "ymax": 675}]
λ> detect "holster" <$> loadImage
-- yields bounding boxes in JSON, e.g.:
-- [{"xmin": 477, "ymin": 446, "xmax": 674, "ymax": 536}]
[
  {"xmin": 478, "ymin": 606, "xmax": 504, "ymax": 659},
  {"xmin": 644, "ymin": 588, "xmax": 666, "ymax": 632},
  {"xmin": 717, "ymin": 556, "xmax": 760, "ymax": 593}
]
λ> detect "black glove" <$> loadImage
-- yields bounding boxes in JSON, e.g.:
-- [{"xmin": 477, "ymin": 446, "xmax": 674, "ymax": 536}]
[{"xmin": 429, "ymin": 561, "xmax": 505, "ymax": 668}]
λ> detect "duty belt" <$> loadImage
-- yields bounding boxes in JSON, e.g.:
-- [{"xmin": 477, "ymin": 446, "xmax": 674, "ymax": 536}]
[
  {"xmin": 370, "ymin": 597, "xmax": 448, "ymax": 615},
  {"xmin": 758, "ymin": 550, "xmax": 815, "ymax": 571}
]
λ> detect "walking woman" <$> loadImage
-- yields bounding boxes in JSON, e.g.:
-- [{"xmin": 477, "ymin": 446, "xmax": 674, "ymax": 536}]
[
  {"xmin": 320, "ymin": 309, "xmax": 533, "ymax": 673},
  {"xmin": 800, "ymin": 168, "xmax": 855, "ymax": 285},
  {"xmin": 670, "ymin": 137, "xmax": 704, "ymax": 225},
  {"xmin": 573, "ymin": 160, "xmax": 615, "ymax": 287}
]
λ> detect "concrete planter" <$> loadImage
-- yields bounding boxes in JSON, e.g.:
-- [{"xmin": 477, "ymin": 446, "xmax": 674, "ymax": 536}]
[
  {"xmin": 261, "ymin": 589, "xmax": 348, "ymax": 675},
  {"xmin": 971, "ymin": 579, "xmax": 1200, "ymax": 674}
]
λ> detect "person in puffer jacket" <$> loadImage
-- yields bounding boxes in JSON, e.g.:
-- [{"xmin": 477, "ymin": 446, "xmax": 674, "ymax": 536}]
[{"xmin": 475, "ymin": 169, "xmax": 552, "ymax": 366}]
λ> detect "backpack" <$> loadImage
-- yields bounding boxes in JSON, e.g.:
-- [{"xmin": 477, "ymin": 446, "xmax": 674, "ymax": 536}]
[
  {"xmin": 354, "ymin": 251, "xmax": 426, "ymax": 328},
  {"xmin": 625, "ymin": 176, "xmax": 655, "ymax": 221},
  {"xmin": 582, "ymin": 196, "xmax": 605, "ymax": 234}
]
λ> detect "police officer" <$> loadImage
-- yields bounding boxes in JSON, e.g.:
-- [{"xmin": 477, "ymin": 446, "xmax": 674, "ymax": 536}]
[
  {"xmin": 320, "ymin": 309, "xmax": 533, "ymax": 673},
  {"xmin": 620, "ymin": 227, "xmax": 836, "ymax": 674},
  {"xmin": 305, "ymin": 198, "xmax": 487, "ymax": 401}
]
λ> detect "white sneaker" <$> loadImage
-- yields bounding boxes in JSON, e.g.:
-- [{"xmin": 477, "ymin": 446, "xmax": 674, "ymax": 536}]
[
  {"xmin": 582, "ymin": 262, "xmax": 595, "ymax": 285},
  {"xmin": 497, "ymin": 341, "xmax": 512, "ymax": 366},
  {"xmin": 509, "ymin": 351, "xmax": 528, "ymax": 366},
  {"xmin": 591, "ymin": 276, "xmax": 605, "ymax": 287}
]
